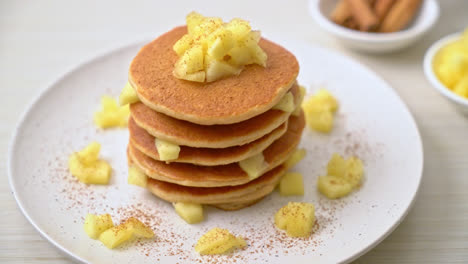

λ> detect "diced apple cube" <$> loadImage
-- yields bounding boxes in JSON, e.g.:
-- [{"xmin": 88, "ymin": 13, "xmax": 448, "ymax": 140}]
[
  {"xmin": 69, "ymin": 142, "xmax": 112, "ymax": 185},
  {"xmin": 86, "ymin": 160, "xmax": 112, "ymax": 184},
  {"xmin": 283, "ymin": 148, "xmax": 306, "ymax": 169},
  {"xmin": 99, "ymin": 224, "xmax": 134, "ymax": 249},
  {"xmin": 317, "ymin": 175, "xmax": 353, "ymax": 199},
  {"xmin": 180, "ymin": 45, "xmax": 205, "ymax": 74},
  {"xmin": 173, "ymin": 34, "xmax": 194, "ymax": 56},
  {"xmin": 228, "ymin": 45, "xmax": 253, "ymax": 66},
  {"xmin": 186, "ymin": 12, "xmax": 205, "ymax": 34},
  {"xmin": 195, "ymin": 228, "xmax": 246, "ymax": 255},
  {"xmin": 239, "ymin": 153, "xmax": 268, "ymax": 180},
  {"xmin": 155, "ymin": 138, "xmax": 180, "ymax": 161},
  {"xmin": 84, "ymin": 213, "xmax": 114, "ymax": 239},
  {"xmin": 173, "ymin": 202, "xmax": 204, "ymax": 224},
  {"xmin": 125, "ymin": 217, "xmax": 154, "ymax": 238},
  {"xmin": 206, "ymin": 28, "xmax": 235, "ymax": 60},
  {"xmin": 207, "ymin": 37, "xmax": 234, "ymax": 60},
  {"xmin": 279, "ymin": 172, "xmax": 304, "ymax": 196},
  {"xmin": 225, "ymin": 18, "xmax": 251, "ymax": 41},
  {"xmin": 119, "ymin": 82, "xmax": 139, "ymax": 106},
  {"xmin": 274, "ymin": 202, "xmax": 315, "ymax": 237},
  {"xmin": 249, "ymin": 30, "xmax": 261, "ymax": 43},
  {"xmin": 344, "ymin": 157, "xmax": 364, "ymax": 188},
  {"xmin": 77, "ymin": 141, "xmax": 100, "ymax": 166},
  {"xmin": 272, "ymin": 92, "xmax": 295, "ymax": 112},
  {"xmin": 249, "ymin": 44, "xmax": 267, "ymax": 67},
  {"xmin": 313, "ymin": 89, "xmax": 339, "ymax": 112},
  {"xmin": 192, "ymin": 17, "xmax": 223, "ymax": 38},
  {"xmin": 327, "ymin": 153, "xmax": 346, "ymax": 177},
  {"xmin": 94, "ymin": 96, "xmax": 130, "ymax": 129},
  {"xmin": 319, "ymin": 153, "xmax": 364, "ymax": 199},
  {"xmin": 205, "ymin": 57, "xmax": 242, "ymax": 82},
  {"xmin": 98, "ymin": 217, "xmax": 154, "ymax": 249},
  {"xmin": 128, "ymin": 166, "xmax": 147, "ymax": 187},
  {"xmin": 101, "ymin": 96, "xmax": 118, "ymax": 111},
  {"xmin": 305, "ymin": 109, "xmax": 334, "ymax": 133},
  {"xmin": 70, "ymin": 159, "xmax": 111, "ymax": 185},
  {"xmin": 303, "ymin": 89, "xmax": 338, "ymax": 132}
]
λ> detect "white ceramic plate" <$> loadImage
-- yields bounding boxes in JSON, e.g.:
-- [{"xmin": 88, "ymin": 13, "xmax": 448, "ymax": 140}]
[{"xmin": 9, "ymin": 38, "xmax": 423, "ymax": 264}]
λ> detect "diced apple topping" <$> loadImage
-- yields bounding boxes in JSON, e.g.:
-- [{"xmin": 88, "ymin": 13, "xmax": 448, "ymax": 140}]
[
  {"xmin": 238, "ymin": 153, "xmax": 268, "ymax": 180},
  {"xmin": 279, "ymin": 172, "xmax": 304, "ymax": 196},
  {"xmin": 99, "ymin": 217, "xmax": 154, "ymax": 249},
  {"xmin": 303, "ymin": 89, "xmax": 338, "ymax": 133},
  {"xmin": 99, "ymin": 224, "xmax": 133, "ymax": 249},
  {"xmin": 318, "ymin": 153, "xmax": 364, "ymax": 199},
  {"xmin": 125, "ymin": 217, "xmax": 155, "ymax": 238},
  {"xmin": 94, "ymin": 96, "xmax": 130, "ymax": 128},
  {"xmin": 173, "ymin": 12, "xmax": 267, "ymax": 83},
  {"xmin": 283, "ymin": 148, "xmax": 306, "ymax": 169},
  {"xmin": 274, "ymin": 202, "xmax": 315, "ymax": 237},
  {"xmin": 84, "ymin": 213, "xmax": 114, "ymax": 239},
  {"xmin": 128, "ymin": 165, "xmax": 147, "ymax": 188},
  {"xmin": 119, "ymin": 82, "xmax": 139, "ymax": 106},
  {"xmin": 318, "ymin": 175, "xmax": 353, "ymax": 199},
  {"xmin": 173, "ymin": 202, "xmax": 204, "ymax": 224},
  {"xmin": 155, "ymin": 138, "xmax": 181, "ymax": 161},
  {"xmin": 69, "ymin": 142, "xmax": 112, "ymax": 184},
  {"xmin": 327, "ymin": 153, "xmax": 346, "ymax": 178},
  {"xmin": 195, "ymin": 228, "xmax": 246, "ymax": 255},
  {"xmin": 272, "ymin": 92, "xmax": 295, "ymax": 112},
  {"xmin": 204, "ymin": 56, "xmax": 242, "ymax": 82},
  {"xmin": 77, "ymin": 141, "xmax": 101, "ymax": 166}
]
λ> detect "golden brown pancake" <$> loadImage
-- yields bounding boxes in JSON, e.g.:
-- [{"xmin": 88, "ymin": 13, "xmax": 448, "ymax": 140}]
[
  {"xmin": 129, "ymin": 117, "xmax": 287, "ymax": 166},
  {"xmin": 212, "ymin": 199, "xmax": 264, "ymax": 211},
  {"xmin": 128, "ymin": 26, "xmax": 299, "ymax": 125},
  {"xmin": 130, "ymin": 84, "xmax": 299, "ymax": 148},
  {"xmin": 128, "ymin": 154, "xmax": 282, "ymax": 211},
  {"xmin": 146, "ymin": 164, "xmax": 286, "ymax": 205},
  {"xmin": 128, "ymin": 111, "xmax": 305, "ymax": 187}
]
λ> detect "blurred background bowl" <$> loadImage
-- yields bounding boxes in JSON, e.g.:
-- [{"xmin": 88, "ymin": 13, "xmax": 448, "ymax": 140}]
[
  {"xmin": 309, "ymin": 0, "xmax": 440, "ymax": 53},
  {"xmin": 424, "ymin": 32, "xmax": 468, "ymax": 116}
]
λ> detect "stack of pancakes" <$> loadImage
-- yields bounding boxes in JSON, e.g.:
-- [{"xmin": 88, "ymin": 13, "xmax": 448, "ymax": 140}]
[{"xmin": 126, "ymin": 26, "xmax": 305, "ymax": 210}]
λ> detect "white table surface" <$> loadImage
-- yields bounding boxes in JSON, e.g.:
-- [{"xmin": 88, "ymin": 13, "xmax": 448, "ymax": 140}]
[{"xmin": 1, "ymin": 0, "xmax": 467, "ymax": 263}]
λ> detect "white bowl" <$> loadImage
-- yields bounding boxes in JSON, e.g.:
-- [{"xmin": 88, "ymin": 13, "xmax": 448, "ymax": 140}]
[
  {"xmin": 423, "ymin": 32, "xmax": 468, "ymax": 116},
  {"xmin": 309, "ymin": 0, "xmax": 440, "ymax": 53}
]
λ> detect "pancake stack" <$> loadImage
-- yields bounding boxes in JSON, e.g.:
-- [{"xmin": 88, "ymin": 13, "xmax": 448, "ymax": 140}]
[{"xmin": 126, "ymin": 26, "xmax": 304, "ymax": 210}]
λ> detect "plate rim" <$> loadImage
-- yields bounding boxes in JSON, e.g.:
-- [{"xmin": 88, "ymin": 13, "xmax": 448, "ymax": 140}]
[
  {"xmin": 8, "ymin": 38, "xmax": 424, "ymax": 264},
  {"xmin": 6, "ymin": 39, "xmax": 146, "ymax": 264}
]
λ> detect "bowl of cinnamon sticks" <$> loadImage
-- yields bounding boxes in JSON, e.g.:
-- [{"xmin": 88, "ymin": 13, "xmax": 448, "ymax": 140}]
[{"xmin": 309, "ymin": 0, "xmax": 439, "ymax": 53}]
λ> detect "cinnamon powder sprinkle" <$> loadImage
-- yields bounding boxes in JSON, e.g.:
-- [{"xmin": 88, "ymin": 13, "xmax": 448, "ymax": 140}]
[{"xmin": 42, "ymin": 126, "xmax": 382, "ymax": 263}]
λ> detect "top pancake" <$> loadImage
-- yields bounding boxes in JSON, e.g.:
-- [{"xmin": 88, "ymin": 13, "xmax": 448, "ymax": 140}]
[{"xmin": 128, "ymin": 26, "xmax": 299, "ymax": 125}]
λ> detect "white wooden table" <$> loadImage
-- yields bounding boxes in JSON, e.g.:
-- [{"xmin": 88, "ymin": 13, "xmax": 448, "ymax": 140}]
[{"xmin": 1, "ymin": 0, "xmax": 467, "ymax": 263}]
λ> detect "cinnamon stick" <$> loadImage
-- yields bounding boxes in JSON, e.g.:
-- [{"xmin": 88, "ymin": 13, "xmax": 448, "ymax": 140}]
[
  {"xmin": 343, "ymin": 17, "xmax": 360, "ymax": 30},
  {"xmin": 345, "ymin": 0, "xmax": 379, "ymax": 32},
  {"xmin": 330, "ymin": 0, "xmax": 353, "ymax": 25},
  {"xmin": 379, "ymin": 0, "xmax": 422, "ymax": 32},
  {"xmin": 374, "ymin": 0, "xmax": 396, "ymax": 21}
]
